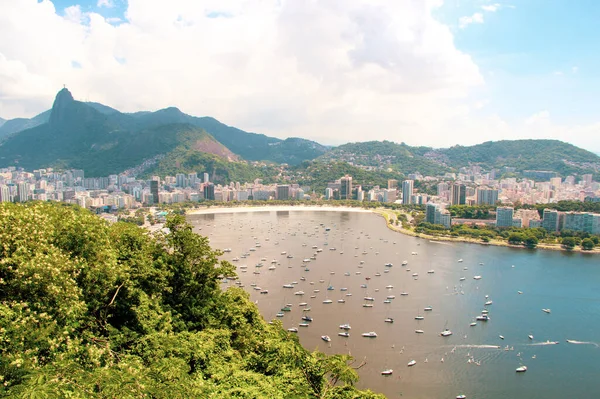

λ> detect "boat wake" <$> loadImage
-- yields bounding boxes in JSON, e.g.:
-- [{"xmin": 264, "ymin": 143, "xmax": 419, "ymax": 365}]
[
  {"xmin": 529, "ymin": 341, "xmax": 560, "ymax": 346},
  {"xmin": 566, "ymin": 340, "xmax": 600, "ymax": 347},
  {"xmin": 451, "ymin": 344, "xmax": 502, "ymax": 349},
  {"xmin": 428, "ymin": 240, "xmax": 452, "ymax": 246}
]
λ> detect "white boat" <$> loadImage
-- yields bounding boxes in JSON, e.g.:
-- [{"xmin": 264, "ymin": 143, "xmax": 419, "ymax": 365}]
[
  {"xmin": 339, "ymin": 324, "xmax": 351, "ymax": 330},
  {"xmin": 415, "ymin": 315, "xmax": 424, "ymax": 320},
  {"xmin": 362, "ymin": 303, "xmax": 374, "ymax": 308},
  {"xmin": 456, "ymin": 395, "xmax": 467, "ymax": 399},
  {"xmin": 407, "ymin": 360, "xmax": 417, "ymax": 367},
  {"xmin": 381, "ymin": 369, "xmax": 393, "ymax": 375},
  {"xmin": 387, "ymin": 295, "xmax": 396, "ymax": 299},
  {"xmin": 260, "ymin": 290, "xmax": 269, "ymax": 294},
  {"xmin": 473, "ymin": 276, "xmax": 482, "ymax": 280},
  {"xmin": 459, "ymin": 277, "xmax": 466, "ymax": 281},
  {"xmin": 402, "ymin": 260, "xmax": 408, "ymax": 265},
  {"xmin": 499, "ymin": 335, "xmax": 505, "ymax": 340},
  {"xmin": 384, "ymin": 317, "xmax": 394, "ymax": 323},
  {"xmin": 338, "ymin": 332, "xmax": 350, "ymax": 337},
  {"xmin": 323, "ymin": 299, "xmax": 333, "ymax": 304},
  {"xmin": 424, "ymin": 306, "xmax": 433, "ymax": 311},
  {"xmin": 415, "ymin": 329, "xmax": 424, "ymax": 334},
  {"xmin": 337, "ymin": 299, "xmax": 345, "ymax": 303},
  {"xmin": 294, "ymin": 291, "xmax": 305, "ymax": 296},
  {"xmin": 321, "ymin": 335, "xmax": 331, "ymax": 342},
  {"xmin": 427, "ymin": 270, "xmax": 435, "ymax": 274},
  {"xmin": 364, "ymin": 297, "xmax": 375, "ymax": 301},
  {"xmin": 303, "ymin": 258, "xmax": 311, "ymax": 262},
  {"xmin": 268, "ymin": 266, "xmax": 276, "ymax": 270},
  {"xmin": 484, "ymin": 300, "xmax": 493, "ymax": 306},
  {"xmin": 516, "ymin": 365, "xmax": 527, "ymax": 373},
  {"xmin": 385, "ymin": 285, "xmax": 394, "ymax": 289},
  {"xmin": 299, "ymin": 323, "xmax": 309, "ymax": 327},
  {"xmin": 470, "ymin": 322, "xmax": 477, "ymax": 327},
  {"xmin": 458, "ymin": 259, "xmax": 463, "ymax": 262},
  {"xmin": 440, "ymin": 329, "xmax": 453, "ymax": 337},
  {"xmin": 542, "ymin": 308, "xmax": 551, "ymax": 314},
  {"xmin": 362, "ymin": 331, "xmax": 378, "ymax": 338},
  {"xmin": 299, "ymin": 302, "xmax": 308, "ymax": 306},
  {"xmin": 400, "ymin": 292, "xmax": 409, "ymax": 296},
  {"xmin": 384, "ymin": 263, "xmax": 393, "ymax": 267},
  {"xmin": 476, "ymin": 314, "xmax": 490, "ymax": 321},
  {"xmin": 287, "ymin": 327, "xmax": 298, "ymax": 333},
  {"xmin": 283, "ymin": 284, "xmax": 294, "ymax": 288},
  {"xmin": 280, "ymin": 251, "xmax": 287, "ymax": 255}
]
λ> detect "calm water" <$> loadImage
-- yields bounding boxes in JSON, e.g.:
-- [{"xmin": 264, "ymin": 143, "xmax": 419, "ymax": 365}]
[{"xmin": 188, "ymin": 210, "xmax": 600, "ymax": 399}]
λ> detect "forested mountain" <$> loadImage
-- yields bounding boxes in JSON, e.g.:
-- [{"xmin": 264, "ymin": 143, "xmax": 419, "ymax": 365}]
[
  {"xmin": 437, "ymin": 139, "xmax": 600, "ymax": 175},
  {"xmin": 0, "ymin": 202, "xmax": 384, "ymax": 398},
  {"xmin": 0, "ymin": 89, "xmax": 328, "ymax": 173}
]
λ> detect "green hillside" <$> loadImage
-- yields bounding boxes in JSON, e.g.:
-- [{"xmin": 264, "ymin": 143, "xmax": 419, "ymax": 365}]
[
  {"xmin": 0, "ymin": 110, "xmax": 50, "ymax": 141},
  {"xmin": 0, "ymin": 202, "xmax": 384, "ymax": 398},
  {"xmin": 320, "ymin": 141, "xmax": 450, "ymax": 176},
  {"xmin": 439, "ymin": 139, "xmax": 600, "ymax": 176}
]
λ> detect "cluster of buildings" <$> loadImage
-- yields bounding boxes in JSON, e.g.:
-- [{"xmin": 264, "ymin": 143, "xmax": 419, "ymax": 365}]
[
  {"xmin": 494, "ymin": 206, "xmax": 600, "ymax": 234},
  {"xmin": 0, "ymin": 167, "xmax": 313, "ymax": 211}
]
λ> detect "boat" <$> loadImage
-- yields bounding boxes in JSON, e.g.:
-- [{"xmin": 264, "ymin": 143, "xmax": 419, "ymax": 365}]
[
  {"xmin": 338, "ymin": 332, "xmax": 350, "ymax": 337},
  {"xmin": 407, "ymin": 360, "xmax": 417, "ymax": 367},
  {"xmin": 268, "ymin": 266, "xmax": 276, "ymax": 270},
  {"xmin": 299, "ymin": 302, "xmax": 308, "ymax": 306},
  {"xmin": 516, "ymin": 365, "xmax": 527, "ymax": 373},
  {"xmin": 381, "ymin": 369, "xmax": 393, "ymax": 376},
  {"xmin": 339, "ymin": 323, "xmax": 351, "ymax": 330},
  {"xmin": 484, "ymin": 300, "xmax": 493, "ymax": 306},
  {"xmin": 458, "ymin": 259, "xmax": 463, "ymax": 262},
  {"xmin": 459, "ymin": 277, "xmax": 466, "ymax": 281},
  {"xmin": 362, "ymin": 304, "xmax": 374, "ymax": 308},
  {"xmin": 384, "ymin": 317, "xmax": 394, "ymax": 323},
  {"xmin": 344, "ymin": 272, "xmax": 351, "ymax": 276},
  {"xmin": 499, "ymin": 335, "xmax": 505, "ymax": 340},
  {"xmin": 337, "ymin": 299, "xmax": 346, "ymax": 303},
  {"xmin": 457, "ymin": 395, "xmax": 467, "ymax": 399},
  {"xmin": 401, "ymin": 260, "xmax": 408, "ymax": 265},
  {"xmin": 364, "ymin": 296, "xmax": 375, "ymax": 301},
  {"xmin": 528, "ymin": 335, "xmax": 534, "ymax": 340},
  {"xmin": 427, "ymin": 270, "xmax": 435, "ymax": 274},
  {"xmin": 287, "ymin": 255, "xmax": 293, "ymax": 259},
  {"xmin": 400, "ymin": 292, "xmax": 409, "ymax": 296},
  {"xmin": 303, "ymin": 258, "xmax": 311, "ymax": 262},
  {"xmin": 384, "ymin": 263, "xmax": 393, "ymax": 267},
  {"xmin": 260, "ymin": 290, "xmax": 269, "ymax": 294},
  {"xmin": 303, "ymin": 307, "xmax": 311, "ymax": 312},
  {"xmin": 294, "ymin": 291, "xmax": 305, "ymax": 296},
  {"xmin": 415, "ymin": 329, "xmax": 424, "ymax": 334},
  {"xmin": 321, "ymin": 335, "xmax": 331, "ymax": 342},
  {"xmin": 327, "ymin": 285, "xmax": 335, "ymax": 291},
  {"xmin": 299, "ymin": 323, "xmax": 309, "ymax": 327},
  {"xmin": 415, "ymin": 315, "xmax": 424, "ymax": 320},
  {"xmin": 362, "ymin": 331, "xmax": 378, "ymax": 338},
  {"xmin": 476, "ymin": 314, "xmax": 490, "ymax": 321},
  {"xmin": 470, "ymin": 322, "xmax": 477, "ymax": 327},
  {"xmin": 542, "ymin": 308, "xmax": 551, "ymax": 314},
  {"xmin": 276, "ymin": 312, "xmax": 284, "ymax": 317},
  {"xmin": 283, "ymin": 284, "xmax": 294, "ymax": 288},
  {"xmin": 473, "ymin": 276, "xmax": 482, "ymax": 280},
  {"xmin": 302, "ymin": 316, "xmax": 313, "ymax": 322},
  {"xmin": 281, "ymin": 306, "xmax": 291, "ymax": 312},
  {"xmin": 387, "ymin": 295, "xmax": 396, "ymax": 299},
  {"xmin": 424, "ymin": 306, "xmax": 433, "ymax": 311},
  {"xmin": 287, "ymin": 327, "xmax": 298, "ymax": 333},
  {"xmin": 440, "ymin": 329, "xmax": 453, "ymax": 337},
  {"xmin": 375, "ymin": 272, "xmax": 381, "ymax": 277},
  {"xmin": 323, "ymin": 299, "xmax": 333, "ymax": 304},
  {"xmin": 412, "ymin": 273, "xmax": 419, "ymax": 277}
]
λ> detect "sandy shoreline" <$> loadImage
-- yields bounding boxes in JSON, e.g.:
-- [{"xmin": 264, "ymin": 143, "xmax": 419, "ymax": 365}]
[{"xmin": 186, "ymin": 205, "xmax": 372, "ymax": 215}]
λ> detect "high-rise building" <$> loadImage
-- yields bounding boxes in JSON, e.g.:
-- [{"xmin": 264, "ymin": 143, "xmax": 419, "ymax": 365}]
[
  {"xmin": 276, "ymin": 185, "xmax": 290, "ymax": 200},
  {"xmin": 496, "ymin": 206, "xmax": 514, "ymax": 228},
  {"xmin": 203, "ymin": 172, "xmax": 209, "ymax": 183},
  {"xmin": 383, "ymin": 189, "xmax": 397, "ymax": 203},
  {"xmin": 402, "ymin": 180, "xmax": 414, "ymax": 205},
  {"xmin": 437, "ymin": 182, "xmax": 449, "ymax": 196},
  {"xmin": 426, "ymin": 203, "xmax": 437, "ymax": 224},
  {"xmin": 16, "ymin": 182, "xmax": 29, "ymax": 203},
  {"xmin": 476, "ymin": 188, "xmax": 499, "ymax": 205},
  {"xmin": 388, "ymin": 179, "xmax": 398, "ymax": 190},
  {"xmin": 0, "ymin": 184, "xmax": 10, "ymax": 202},
  {"xmin": 542, "ymin": 209, "xmax": 559, "ymax": 232},
  {"xmin": 176, "ymin": 173, "xmax": 186, "ymax": 188},
  {"xmin": 203, "ymin": 183, "xmax": 215, "ymax": 201},
  {"xmin": 340, "ymin": 176, "xmax": 352, "ymax": 200},
  {"xmin": 451, "ymin": 183, "xmax": 466, "ymax": 205},
  {"xmin": 150, "ymin": 180, "xmax": 159, "ymax": 204}
]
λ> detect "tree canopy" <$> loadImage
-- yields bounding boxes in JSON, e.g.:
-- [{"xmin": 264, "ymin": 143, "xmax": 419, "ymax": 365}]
[{"xmin": 0, "ymin": 202, "xmax": 384, "ymax": 399}]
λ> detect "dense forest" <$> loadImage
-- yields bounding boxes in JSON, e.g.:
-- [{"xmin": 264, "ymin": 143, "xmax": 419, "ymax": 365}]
[{"xmin": 0, "ymin": 202, "xmax": 384, "ymax": 398}]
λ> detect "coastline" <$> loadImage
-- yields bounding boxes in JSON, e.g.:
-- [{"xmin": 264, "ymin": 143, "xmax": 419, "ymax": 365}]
[
  {"xmin": 178, "ymin": 203, "xmax": 599, "ymax": 254},
  {"xmin": 374, "ymin": 209, "xmax": 600, "ymax": 255}
]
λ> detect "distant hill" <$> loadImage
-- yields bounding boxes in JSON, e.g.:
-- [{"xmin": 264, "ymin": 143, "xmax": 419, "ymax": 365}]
[
  {"xmin": 0, "ymin": 110, "xmax": 50, "ymax": 141},
  {"xmin": 0, "ymin": 89, "xmax": 328, "ymax": 175},
  {"xmin": 319, "ymin": 140, "xmax": 450, "ymax": 176},
  {"xmin": 435, "ymin": 139, "xmax": 600, "ymax": 176}
]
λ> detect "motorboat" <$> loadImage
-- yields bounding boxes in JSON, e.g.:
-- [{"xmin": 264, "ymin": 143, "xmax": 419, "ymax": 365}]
[
  {"xmin": 338, "ymin": 332, "xmax": 350, "ymax": 337},
  {"xmin": 340, "ymin": 287, "xmax": 348, "ymax": 291},
  {"xmin": 381, "ymin": 369, "xmax": 393, "ymax": 376},
  {"xmin": 387, "ymin": 295, "xmax": 396, "ymax": 299},
  {"xmin": 299, "ymin": 323, "xmax": 309, "ymax": 327},
  {"xmin": 339, "ymin": 323, "xmax": 351, "ymax": 330},
  {"xmin": 415, "ymin": 329, "xmax": 424, "ymax": 334},
  {"xmin": 362, "ymin": 304, "xmax": 374, "ymax": 308},
  {"xmin": 528, "ymin": 335, "xmax": 534, "ymax": 340},
  {"xmin": 484, "ymin": 300, "xmax": 493, "ymax": 306},
  {"xmin": 440, "ymin": 329, "xmax": 453, "ymax": 337},
  {"xmin": 470, "ymin": 322, "xmax": 477, "ymax": 327},
  {"xmin": 458, "ymin": 259, "xmax": 463, "ymax": 262},
  {"xmin": 323, "ymin": 299, "xmax": 333, "ymax": 304},
  {"xmin": 260, "ymin": 290, "xmax": 269, "ymax": 294},
  {"xmin": 424, "ymin": 306, "xmax": 433, "ymax": 311},
  {"xmin": 383, "ymin": 300, "xmax": 391, "ymax": 304},
  {"xmin": 362, "ymin": 331, "xmax": 378, "ymax": 338},
  {"xmin": 459, "ymin": 277, "xmax": 466, "ymax": 281},
  {"xmin": 283, "ymin": 284, "xmax": 294, "ymax": 288},
  {"xmin": 457, "ymin": 395, "xmax": 467, "ymax": 399},
  {"xmin": 476, "ymin": 314, "xmax": 490, "ymax": 321},
  {"xmin": 298, "ymin": 302, "xmax": 308, "ymax": 307},
  {"xmin": 385, "ymin": 285, "xmax": 394, "ymax": 289},
  {"xmin": 427, "ymin": 270, "xmax": 435, "ymax": 274},
  {"xmin": 400, "ymin": 292, "xmax": 409, "ymax": 296},
  {"xmin": 337, "ymin": 299, "xmax": 346, "ymax": 303},
  {"xmin": 415, "ymin": 315, "xmax": 424, "ymax": 320},
  {"xmin": 364, "ymin": 297, "xmax": 375, "ymax": 301},
  {"xmin": 385, "ymin": 263, "xmax": 393, "ymax": 267},
  {"xmin": 294, "ymin": 291, "xmax": 305, "ymax": 296},
  {"xmin": 276, "ymin": 312, "xmax": 284, "ymax": 318},
  {"xmin": 321, "ymin": 335, "xmax": 331, "ymax": 342},
  {"xmin": 384, "ymin": 318, "xmax": 394, "ymax": 323},
  {"xmin": 499, "ymin": 335, "xmax": 505, "ymax": 340},
  {"xmin": 302, "ymin": 316, "xmax": 313, "ymax": 322},
  {"xmin": 473, "ymin": 276, "xmax": 482, "ymax": 280},
  {"xmin": 516, "ymin": 365, "xmax": 527, "ymax": 373},
  {"xmin": 407, "ymin": 360, "xmax": 417, "ymax": 367},
  {"xmin": 287, "ymin": 327, "xmax": 298, "ymax": 333},
  {"xmin": 542, "ymin": 308, "xmax": 551, "ymax": 314},
  {"xmin": 402, "ymin": 260, "xmax": 408, "ymax": 265}
]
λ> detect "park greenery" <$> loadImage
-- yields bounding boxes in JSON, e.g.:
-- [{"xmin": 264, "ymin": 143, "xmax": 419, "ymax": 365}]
[{"xmin": 0, "ymin": 202, "xmax": 384, "ymax": 398}]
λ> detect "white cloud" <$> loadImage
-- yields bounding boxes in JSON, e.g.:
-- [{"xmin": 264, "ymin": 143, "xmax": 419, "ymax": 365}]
[
  {"xmin": 572, "ymin": 66, "xmax": 579, "ymax": 73},
  {"xmin": 459, "ymin": 12, "xmax": 484, "ymax": 29},
  {"xmin": 97, "ymin": 0, "xmax": 114, "ymax": 8},
  {"xmin": 0, "ymin": 0, "xmax": 597, "ymax": 153},
  {"xmin": 482, "ymin": 4, "xmax": 501, "ymax": 12}
]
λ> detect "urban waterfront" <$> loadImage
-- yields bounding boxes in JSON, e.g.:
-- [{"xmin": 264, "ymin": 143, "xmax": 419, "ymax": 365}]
[{"xmin": 189, "ymin": 209, "xmax": 600, "ymax": 399}]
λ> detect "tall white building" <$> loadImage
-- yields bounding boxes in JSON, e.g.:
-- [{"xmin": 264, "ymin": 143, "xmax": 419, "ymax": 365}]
[{"xmin": 402, "ymin": 180, "xmax": 414, "ymax": 205}]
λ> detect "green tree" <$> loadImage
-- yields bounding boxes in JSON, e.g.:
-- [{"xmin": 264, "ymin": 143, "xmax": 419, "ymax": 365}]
[
  {"xmin": 523, "ymin": 235, "xmax": 538, "ymax": 249},
  {"xmin": 581, "ymin": 238, "xmax": 595, "ymax": 251},
  {"xmin": 561, "ymin": 236, "xmax": 576, "ymax": 250}
]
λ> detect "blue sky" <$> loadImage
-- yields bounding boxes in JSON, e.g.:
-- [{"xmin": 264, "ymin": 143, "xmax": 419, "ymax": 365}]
[{"xmin": 2, "ymin": 0, "xmax": 599, "ymax": 151}]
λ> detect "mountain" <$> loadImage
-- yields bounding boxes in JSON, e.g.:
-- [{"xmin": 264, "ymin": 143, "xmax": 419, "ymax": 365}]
[
  {"xmin": 319, "ymin": 140, "xmax": 450, "ymax": 176},
  {"xmin": 0, "ymin": 89, "xmax": 327, "ymax": 172},
  {"xmin": 436, "ymin": 139, "xmax": 600, "ymax": 176},
  {"xmin": 0, "ymin": 89, "xmax": 245, "ymax": 177},
  {"xmin": 0, "ymin": 110, "xmax": 50, "ymax": 141}
]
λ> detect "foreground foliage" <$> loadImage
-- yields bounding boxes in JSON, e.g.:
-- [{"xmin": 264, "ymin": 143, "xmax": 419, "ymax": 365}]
[{"xmin": 0, "ymin": 202, "xmax": 384, "ymax": 399}]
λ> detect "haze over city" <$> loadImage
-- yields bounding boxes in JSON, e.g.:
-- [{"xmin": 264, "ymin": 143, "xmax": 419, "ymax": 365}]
[{"xmin": 1, "ymin": 0, "xmax": 600, "ymax": 151}]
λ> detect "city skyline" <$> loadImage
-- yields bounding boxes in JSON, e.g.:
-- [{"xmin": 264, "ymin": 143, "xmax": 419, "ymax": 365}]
[{"xmin": 1, "ymin": 1, "xmax": 600, "ymax": 153}]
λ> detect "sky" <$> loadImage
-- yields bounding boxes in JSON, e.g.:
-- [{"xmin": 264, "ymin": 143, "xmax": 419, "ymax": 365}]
[{"xmin": 1, "ymin": 0, "xmax": 599, "ymax": 152}]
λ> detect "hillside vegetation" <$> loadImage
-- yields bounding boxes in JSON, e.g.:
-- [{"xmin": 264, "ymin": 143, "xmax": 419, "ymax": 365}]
[{"xmin": 0, "ymin": 202, "xmax": 384, "ymax": 399}]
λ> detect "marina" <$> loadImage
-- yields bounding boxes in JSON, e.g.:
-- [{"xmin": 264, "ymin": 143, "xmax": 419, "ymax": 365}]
[{"xmin": 191, "ymin": 209, "xmax": 600, "ymax": 399}]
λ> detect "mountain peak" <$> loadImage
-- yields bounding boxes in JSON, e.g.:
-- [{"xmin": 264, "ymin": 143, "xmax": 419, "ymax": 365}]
[{"xmin": 49, "ymin": 88, "xmax": 75, "ymax": 126}]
